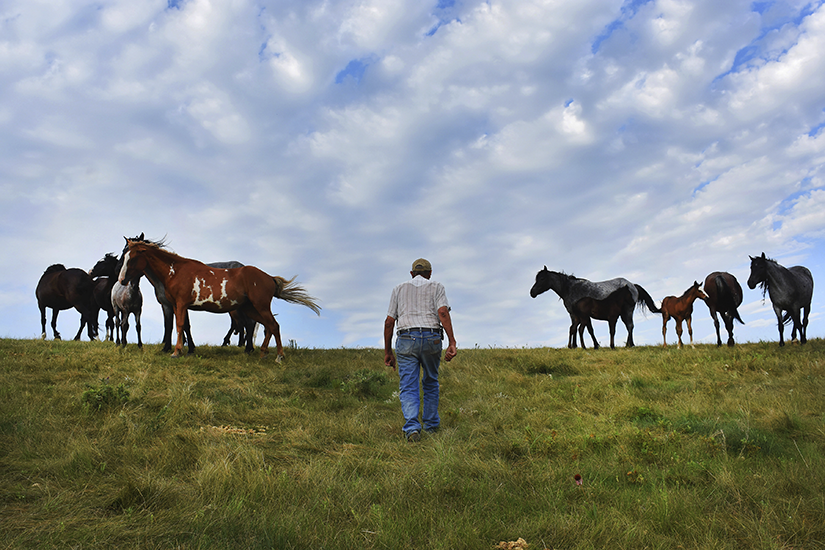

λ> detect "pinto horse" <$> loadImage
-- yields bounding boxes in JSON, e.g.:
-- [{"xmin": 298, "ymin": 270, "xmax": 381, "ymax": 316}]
[
  {"xmin": 703, "ymin": 272, "xmax": 744, "ymax": 347},
  {"xmin": 36, "ymin": 264, "xmax": 99, "ymax": 341},
  {"xmin": 747, "ymin": 253, "xmax": 813, "ymax": 346},
  {"xmin": 660, "ymin": 281, "xmax": 708, "ymax": 348},
  {"xmin": 124, "ymin": 234, "xmax": 256, "ymax": 353},
  {"xmin": 530, "ymin": 267, "xmax": 660, "ymax": 348},
  {"xmin": 112, "ymin": 254, "xmax": 143, "ymax": 348},
  {"xmin": 119, "ymin": 238, "xmax": 320, "ymax": 359}
]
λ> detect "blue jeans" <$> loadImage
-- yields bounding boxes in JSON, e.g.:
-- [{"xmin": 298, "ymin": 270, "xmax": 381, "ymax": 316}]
[{"xmin": 396, "ymin": 330, "xmax": 442, "ymax": 434}]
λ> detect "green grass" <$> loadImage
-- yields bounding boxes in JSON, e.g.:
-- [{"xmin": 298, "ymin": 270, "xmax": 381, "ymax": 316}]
[{"xmin": 1, "ymin": 338, "xmax": 824, "ymax": 549}]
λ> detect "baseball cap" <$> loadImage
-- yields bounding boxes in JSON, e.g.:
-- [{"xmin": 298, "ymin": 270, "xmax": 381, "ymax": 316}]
[{"xmin": 411, "ymin": 258, "xmax": 432, "ymax": 272}]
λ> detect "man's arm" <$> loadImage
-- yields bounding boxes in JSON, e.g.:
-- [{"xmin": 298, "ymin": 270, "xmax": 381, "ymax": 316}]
[
  {"xmin": 438, "ymin": 306, "xmax": 457, "ymax": 362},
  {"xmin": 384, "ymin": 315, "xmax": 396, "ymax": 369}
]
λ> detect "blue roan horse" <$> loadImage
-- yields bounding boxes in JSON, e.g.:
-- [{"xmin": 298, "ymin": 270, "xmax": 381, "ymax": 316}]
[
  {"xmin": 747, "ymin": 253, "xmax": 813, "ymax": 346},
  {"xmin": 530, "ymin": 267, "xmax": 660, "ymax": 349}
]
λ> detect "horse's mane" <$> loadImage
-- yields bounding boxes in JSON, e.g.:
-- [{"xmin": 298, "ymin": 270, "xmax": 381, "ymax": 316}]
[{"xmin": 44, "ymin": 264, "xmax": 66, "ymax": 274}]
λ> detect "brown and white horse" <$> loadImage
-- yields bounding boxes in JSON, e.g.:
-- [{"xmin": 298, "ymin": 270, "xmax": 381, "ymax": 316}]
[{"xmin": 118, "ymin": 238, "xmax": 320, "ymax": 359}]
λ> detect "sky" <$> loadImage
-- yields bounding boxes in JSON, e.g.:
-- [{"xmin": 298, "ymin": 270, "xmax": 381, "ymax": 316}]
[{"xmin": 1, "ymin": 0, "xmax": 824, "ymax": 351}]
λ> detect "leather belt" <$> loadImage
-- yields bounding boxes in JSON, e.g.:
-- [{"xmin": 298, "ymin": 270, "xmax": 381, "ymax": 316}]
[{"xmin": 397, "ymin": 327, "xmax": 441, "ymax": 336}]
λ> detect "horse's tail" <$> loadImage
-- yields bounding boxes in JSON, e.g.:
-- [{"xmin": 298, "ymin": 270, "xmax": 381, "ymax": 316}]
[
  {"xmin": 634, "ymin": 284, "xmax": 661, "ymax": 313},
  {"xmin": 272, "ymin": 276, "xmax": 322, "ymax": 315}
]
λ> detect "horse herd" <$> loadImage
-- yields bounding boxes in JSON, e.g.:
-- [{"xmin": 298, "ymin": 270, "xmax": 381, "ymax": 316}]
[
  {"xmin": 530, "ymin": 252, "xmax": 813, "ymax": 349},
  {"xmin": 35, "ymin": 234, "xmax": 320, "ymax": 361},
  {"xmin": 36, "ymin": 238, "xmax": 813, "ymax": 356}
]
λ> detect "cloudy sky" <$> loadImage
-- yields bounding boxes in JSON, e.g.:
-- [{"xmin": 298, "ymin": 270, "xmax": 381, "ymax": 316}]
[{"xmin": 2, "ymin": 0, "xmax": 823, "ymax": 351}]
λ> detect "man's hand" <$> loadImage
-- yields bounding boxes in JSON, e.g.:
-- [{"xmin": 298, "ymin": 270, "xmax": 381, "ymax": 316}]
[
  {"xmin": 444, "ymin": 343, "xmax": 457, "ymax": 362},
  {"xmin": 384, "ymin": 350, "xmax": 396, "ymax": 370}
]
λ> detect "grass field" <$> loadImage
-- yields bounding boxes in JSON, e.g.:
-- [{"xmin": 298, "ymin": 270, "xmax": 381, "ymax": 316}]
[{"xmin": 1, "ymin": 338, "xmax": 824, "ymax": 549}]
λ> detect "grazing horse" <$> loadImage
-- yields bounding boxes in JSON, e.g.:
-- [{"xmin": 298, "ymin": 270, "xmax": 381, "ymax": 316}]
[
  {"xmin": 89, "ymin": 254, "xmax": 119, "ymax": 341},
  {"xmin": 569, "ymin": 286, "xmax": 635, "ymax": 349},
  {"xmin": 36, "ymin": 264, "xmax": 99, "ymax": 341},
  {"xmin": 660, "ymin": 281, "xmax": 708, "ymax": 348},
  {"xmin": 119, "ymin": 238, "xmax": 321, "ymax": 359},
  {"xmin": 747, "ymin": 253, "xmax": 813, "ymax": 346},
  {"xmin": 703, "ymin": 272, "xmax": 744, "ymax": 347},
  {"xmin": 530, "ymin": 267, "xmax": 660, "ymax": 348},
  {"xmin": 112, "ymin": 255, "xmax": 143, "ymax": 348}
]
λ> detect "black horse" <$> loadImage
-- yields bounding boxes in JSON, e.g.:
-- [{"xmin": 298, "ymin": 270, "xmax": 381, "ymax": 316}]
[
  {"xmin": 36, "ymin": 264, "xmax": 99, "ymax": 341},
  {"xmin": 530, "ymin": 267, "xmax": 660, "ymax": 348},
  {"xmin": 703, "ymin": 271, "xmax": 744, "ymax": 347},
  {"xmin": 747, "ymin": 253, "xmax": 813, "ymax": 346},
  {"xmin": 122, "ymin": 234, "xmax": 256, "ymax": 353},
  {"xmin": 89, "ymin": 253, "xmax": 119, "ymax": 341}
]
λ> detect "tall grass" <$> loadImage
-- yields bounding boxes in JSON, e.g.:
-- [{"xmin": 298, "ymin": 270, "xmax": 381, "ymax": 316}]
[{"xmin": 1, "ymin": 338, "xmax": 824, "ymax": 549}]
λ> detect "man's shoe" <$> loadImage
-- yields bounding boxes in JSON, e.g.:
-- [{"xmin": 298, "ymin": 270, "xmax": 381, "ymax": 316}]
[{"xmin": 406, "ymin": 430, "xmax": 420, "ymax": 442}]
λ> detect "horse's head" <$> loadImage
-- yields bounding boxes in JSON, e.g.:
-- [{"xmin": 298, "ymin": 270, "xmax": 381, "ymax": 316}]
[
  {"xmin": 89, "ymin": 253, "xmax": 119, "ymax": 279},
  {"xmin": 118, "ymin": 240, "xmax": 148, "ymax": 285},
  {"xmin": 689, "ymin": 281, "xmax": 709, "ymax": 302},
  {"xmin": 530, "ymin": 266, "xmax": 568, "ymax": 298},
  {"xmin": 747, "ymin": 252, "xmax": 769, "ymax": 290}
]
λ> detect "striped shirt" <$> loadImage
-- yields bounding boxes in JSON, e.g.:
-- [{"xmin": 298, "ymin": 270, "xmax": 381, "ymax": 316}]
[{"xmin": 387, "ymin": 276, "xmax": 450, "ymax": 331}]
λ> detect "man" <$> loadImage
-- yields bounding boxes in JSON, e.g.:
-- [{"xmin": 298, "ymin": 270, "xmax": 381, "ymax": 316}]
[{"xmin": 384, "ymin": 258, "xmax": 458, "ymax": 442}]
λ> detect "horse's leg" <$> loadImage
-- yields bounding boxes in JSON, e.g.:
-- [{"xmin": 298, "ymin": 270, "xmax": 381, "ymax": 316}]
[
  {"xmin": 39, "ymin": 304, "xmax": 47, "ymax": 339},
  {"xmin": 585, "ymin": 320, "xmax": 598, "ymax": 349},
  {"xmin": 686, "ymin": 315, "xmax": 694, "ymax": 348},
  {"xmin": 73, "ymin": 317, "xmax": 85, "ymax": 341},
  {"xmin": 114, "ymin": 309, "xmax": 122, "ymax": 345},
  {"xmin": 162, "ymin": 304, "xmax": 174, "ymax": 352},
  {"xmin": 675, "ymin": 319, "xmax": 684, "ymax": 349},
  {"xmin": 723, "ymin": 313, "xmax": 735, "ymax": 347},
  {"xmin": 661, "ymin": 313, "xmax": 669, "ymax": 347},
  {"xmin": 121, "ymin": 312, "xmax": 130, "ymax": 347},
  {"xmin": 710, "ymin": 309, "xmax": 722, "ymax": 347},
  {"xmin": 172, "ymin": 305, "xmax": 188, "ymax": 358},
  {"xmin": 622, "ymin": 307, "xmax": 635, "ymax": 347},
  {"xmin": 801, "ymin": 304, "xmax": 810, "ymax": 344},
  {"xmin": 568, "ymin": 320, "xmax": 577, "ymax": 349},
  {"xmin": 773, "ymin": 305, "xmax": 785, "ymax": 346},
  {"xmin": 608, "ymin": 318, "xmax": 617, "ymax": 349},
  {"xmin": 221, "ymin": 316, "xmax": 234, "ymax": 347},
  {"xmin": 51, "ymin": 309, "xmax": 62, "ymax": 340},
  {"xmin": 183, "ymin": 311, "xmax": 195, "ymax": 354},
  {"xmin": 243, "ymin": 317, "xmax": 256, "ymax": 353},
  {"xmin": 135, "ymin": 310, "xmax": 143, "ymax": 349},
  {"xmin": 789, "ymin": 308, "xmax": 803, "ymax": 345}
]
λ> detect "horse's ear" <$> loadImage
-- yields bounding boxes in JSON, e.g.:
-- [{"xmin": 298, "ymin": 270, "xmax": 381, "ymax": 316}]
[
  {"xmin": 543, "ymin": 265, "xmax": 548, "ymax": 271},
  {"xmin": 139, "ymin": 232, "xmax": 144, "ymax": 240},
  {"xmin": 761, "ymin": 252, "xmax": 766, "ymax": 259}
]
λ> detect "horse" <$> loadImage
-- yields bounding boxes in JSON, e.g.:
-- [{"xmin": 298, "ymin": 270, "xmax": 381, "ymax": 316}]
[
  {"xmin": 660, "ymin": 281, "xmax": 708, "ymax": 348},
  {"xmin": 747, "ymin": 253, "xmax": 813, "ymax": 346},
  {"xmin": 703, "ymin": 272, "xmax": 744, "ymax": 347},
  {"xmin": 530, "ymin": 267, "xmax": 660, "ymax": 348},
  {"xmin": 123, "ymin": 234, "xmax": 257, "ymax": 353},
  {"xmin": 36, "ymin": 264, "xmax": 99, "ymax": 341},
  {"xmin": 118, "ymin": 238, "xmax": 321, "ymax": 359},
  {"xmin": 569, "ymin": 286, "xmax": 635, "ymax": 349},
  {"xmin": 112, "ymin": 254, "xmax": 143, "ymax": 348},
  {"xmin": 89, "ymin": 254, "xmax": 119, "ymax": 341}
]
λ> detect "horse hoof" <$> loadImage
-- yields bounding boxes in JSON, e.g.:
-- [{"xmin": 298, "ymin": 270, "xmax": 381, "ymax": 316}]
[{"xmin": 275, "ymin": 354, "xmax": 285, "ymax": 363}]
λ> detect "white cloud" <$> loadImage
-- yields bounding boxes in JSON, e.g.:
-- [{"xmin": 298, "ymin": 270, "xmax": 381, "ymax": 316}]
[{"xmin": 1, "ymin": 0, "xmax": 823, "ymax": 348}]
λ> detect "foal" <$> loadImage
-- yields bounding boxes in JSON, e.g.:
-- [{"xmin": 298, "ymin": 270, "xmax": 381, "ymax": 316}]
[{"xmin": 661, "ymin": 281, "xmax": 708, "ymax": 348}]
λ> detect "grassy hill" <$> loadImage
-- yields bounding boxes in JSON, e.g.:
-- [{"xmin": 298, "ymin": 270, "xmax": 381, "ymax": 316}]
[{"xmin": 1, "ymin": 338, "xmax": 824, "ymax": 549}]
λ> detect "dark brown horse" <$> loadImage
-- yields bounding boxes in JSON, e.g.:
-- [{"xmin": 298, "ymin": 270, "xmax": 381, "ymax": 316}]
[
  {"xmin": 703, "ymin": 272, "xmax": 744, "ymax": 347},
  {"xmin": 36, "ymin": 264, "xmax": 99, "ymax": 341},
  {"xmin": 118, "ymin": 238, "xmax": 320, "ymax": 359},
  {"xmin": 660, "ymin": 281, "xmax": 708, "ymax": 348},
  {"xmin": 89, "ymin": 253, "xmax": 119, "ymax": 341},
  {"xmin": 569, "ymin": 286, "xmax": 635, "ymax": 349}
]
